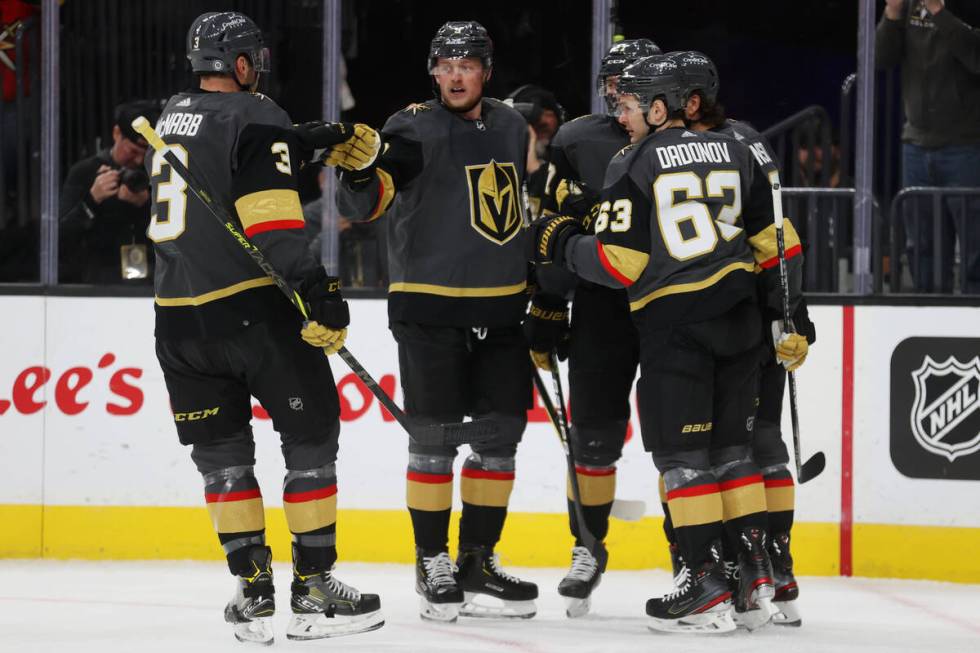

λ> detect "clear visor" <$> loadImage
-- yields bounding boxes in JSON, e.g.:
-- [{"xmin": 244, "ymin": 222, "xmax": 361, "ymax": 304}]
[
  {"xmin": 429, "ymin": 58, "xmax": 484, "ymax": 77},
  {"xmin": 614, "ymin": 94, "xmax": 647, "ymax": 120}
]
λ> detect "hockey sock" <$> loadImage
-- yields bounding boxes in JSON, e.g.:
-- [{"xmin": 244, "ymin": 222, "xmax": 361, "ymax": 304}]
[
  {"xmin": 459, "ymin": 454, "xmax": 515, "ymax": 548},
  {"xmin": 658, "ymin": 474, "xmax": 677, "ymax": 545},
  {"xmin": 203, "ymin": 465, "xmax": 266, "ymax": 575},
  {"xmin": 283, "ymin": 464, "xmax": 338, "ymax": 574},
  {"xmin": 406, "ymin": 454, "xmax": 454, "ymax": 552},
  {"xmin": 762, "ymin": 464, "xmax": 795, "ymax": 536},
  {"xmin": 567, "ymin": 463, "xmax": 615, "ymax": 544},
  {"xmin": 717, "ymin": 461, "xmax": 769, "ymax": 541},
  {"xmin": 663, "ymin": 468, "xmax": 724, "ymax": 568}
]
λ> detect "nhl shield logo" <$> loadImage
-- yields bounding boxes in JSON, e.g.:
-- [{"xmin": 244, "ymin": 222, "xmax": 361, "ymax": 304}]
[
  {"xmin": 910, "ymin": 355, "xmax": 980, "ymax": 462},
  {"xmin": 465, "ymin": 159, "xmax": 523, "ymax": 245}
]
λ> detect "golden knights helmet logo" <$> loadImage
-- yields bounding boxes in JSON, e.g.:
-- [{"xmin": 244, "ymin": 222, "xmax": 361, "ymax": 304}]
[
  {"xmin": 910, "ymin": 355, "xmax": 980, "ymax": 462},
  {"xmin": 465, "ymin": 159, "xmax": 523, "ymax": 245}
]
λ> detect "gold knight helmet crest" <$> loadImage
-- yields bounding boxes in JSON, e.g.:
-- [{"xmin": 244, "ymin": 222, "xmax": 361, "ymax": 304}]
[{"xmin": 465, "ymin": 159, "xmax": 523, "ymax": 245}]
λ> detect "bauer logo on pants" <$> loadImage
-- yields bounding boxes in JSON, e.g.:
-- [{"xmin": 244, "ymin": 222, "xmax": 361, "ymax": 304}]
[{"xmin": 890, "ymin": 337, "xmax": 980, "ymax": 480}]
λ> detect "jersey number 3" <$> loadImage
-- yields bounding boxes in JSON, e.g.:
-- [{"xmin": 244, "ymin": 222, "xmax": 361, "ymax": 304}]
[{"xmin": 147, "ymin": 146, "xmax": 189, "ymax": 243}]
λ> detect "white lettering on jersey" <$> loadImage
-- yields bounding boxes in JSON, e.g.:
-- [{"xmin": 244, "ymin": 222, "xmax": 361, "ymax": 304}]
[
  {"xmin": 748, "ymin": 141, "xmax": 773, "ymax": 168},
  {"xmin": 656, "ymin": 141, "xmax": 732, "ymax": 170},
  {"xmin": 158, "ymin": 112, "xmax": 204, "ymax": 138}
]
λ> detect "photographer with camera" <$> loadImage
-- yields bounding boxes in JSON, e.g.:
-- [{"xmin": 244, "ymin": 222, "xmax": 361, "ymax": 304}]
[{"xmin": 59, "ymin": 100, "xmax": 160, "ymax": 284}]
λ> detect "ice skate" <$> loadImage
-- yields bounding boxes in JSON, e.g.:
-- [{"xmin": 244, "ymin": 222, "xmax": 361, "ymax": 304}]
[
  {"xmin": 456, "ymin": 545, "xmax": 538, "ymax": 619},
  {"xmin": 668, "ymin": 542, "xmax": 684, "ymax": 581},
  {"xmin": 223, "ymin": 545, "xmax": 275, "ymax": 646},
  {"xmin": 286, "ymin": 566, "xmax": 384, "ymax": 640},
  {"xmin": 557, "ymin": 546, "xmax": 601, "ymax": 618},
  {"xmin": 731, "ymin": 528, "xmax": 775, "ymax": 631},
  {"xmin": 416, "ymin": 549, "xmax": 464, "ymax": 623},
  {"xmin": 646, "ymin": 545, "xmax": 734, "ymax": 634},
  {"xmin": 769, "ymin": 531, "xmax": 802, "ymax": 626}
]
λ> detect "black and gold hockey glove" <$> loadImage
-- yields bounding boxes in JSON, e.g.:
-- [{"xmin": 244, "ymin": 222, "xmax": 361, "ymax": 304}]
[
  {"xmin": 530, "ymin": 215, "xmax": 584, "ymax": 267},
  {"xmin": 293, "ymin": 121, "xmax": 355, "ymax": 164},
  {"xmin": 324, "ymin": 123, "xmax": 381, "ymax": 171},
  {"xmin": 554, "ymin": 179, "xmax": 599, "ymax": 223},
  {"xmin": 524, "ymin": 292, "xmax": 570, "ymax": 372},
  {"xmin": 299, "ymin": 269, "xmax": 350, "ymax": 356}
]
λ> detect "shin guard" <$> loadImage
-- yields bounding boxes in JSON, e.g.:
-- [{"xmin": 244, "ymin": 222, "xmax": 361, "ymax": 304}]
[
  {"xmin": 407, "ymin": 454, "xmax": 454, "ymax": 552},
  {"xmin": 203, "ymin": 465, "xmax": 266, "ymax": 575},
  {"xmin": 459, "ymin": 454, "xmax": 515, "ymax": 548},
  {"xmin": 283, "ymin": 464, "xmax": 338, "ymax": 574}
]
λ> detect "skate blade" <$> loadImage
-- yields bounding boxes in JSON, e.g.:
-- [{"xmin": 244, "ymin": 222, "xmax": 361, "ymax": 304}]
[
  {"xmin": 735, "ymin": 598, "xmax": 774, "ymax": 631},
  {"xmin": 286, "ymin": 610, "xmax": 385, "ymax": 640},
  {"xmin": 563, "ymin": 595, "xmax": 591, "ymax": 619},
  {"xmin": 647, "ymin": 607, "xmax": 736, "ymax": 634},
  {"xmin": 232, "ymin": 617, "xmax": 274, "ymax": 646},
  {"xmin": 460, "ymin": 592, "xmax": 536, "ymax": 619},
  {"xmin": 772, "ymin": 599, "xmax": 802, "ymax": 627},
  {"xmin": 418, "ymin": 596, "xmax": 461, "ymax": 623}
]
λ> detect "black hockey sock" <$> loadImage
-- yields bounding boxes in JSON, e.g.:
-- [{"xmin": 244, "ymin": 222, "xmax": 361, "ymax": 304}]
[
  {"xmin": 283, "ymin": 464, "xmax": 339, "ymax": 574},
  {"xmin": 658, "ymin": 474, "xmax": 677, "ymax": 545},
  {"xmin": 203, "ymin": 466, "xmax": 266, "ymax": 575},
  {"xmin": 568, "ymin": 463, "xmax": 616, "ymax": 544},
  {"xmin": 664, "ymin": 470, "xmax": 724, "ymax": 568},
  {"xmin": 459, "ymin": 455, "xmax": 514, "ymax": 548},
  {"xmin": 718, "ymin": 462, "xmax": 769, "ymax": 542},
  {"xmin": 763, "ymin": 466, "xmax": 795, "ymax": 536},
  {"xmin": 407, "ymin": 460, "xmax": 454, "ymax": 552}
]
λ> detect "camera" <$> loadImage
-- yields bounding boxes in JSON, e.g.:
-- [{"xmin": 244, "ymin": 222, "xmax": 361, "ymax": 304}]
[{"xmin": 119, "ymin": 167, "xmax": 150, "ymax": 193}]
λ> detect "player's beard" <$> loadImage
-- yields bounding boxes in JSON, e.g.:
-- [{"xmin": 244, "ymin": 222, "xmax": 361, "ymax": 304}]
[{"xmin": 443, "ymin": 92, "xmax": 482, "ymax": 114}]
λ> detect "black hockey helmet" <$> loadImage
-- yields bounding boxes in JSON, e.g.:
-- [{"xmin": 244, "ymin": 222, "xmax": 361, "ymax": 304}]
[
  {"xmin": 596, "ymin": 38, "xmax": 662, "ymax": 97},
  {"xmin": 617, "ymin": 54, "xmax": 686, "ymax": 116},
  {"xmin": 506, "ymin": 84, "xmax": 567, "ymax": 125},
  {"xmin": 187, "ymin": 11, "xmax": 269, "ymax": 75},
  {"xmin": 668, "ymin": 51, "xmax": 720, "ymax": 105},
  {"xmin": 427, "ymin": 21, "xmax": 493, "ymax": 73}
]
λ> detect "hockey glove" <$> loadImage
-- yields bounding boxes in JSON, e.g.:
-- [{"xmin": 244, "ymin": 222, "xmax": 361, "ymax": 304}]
[
  {"xmin": 299, "ymin": 270, "xmax": 350, "ymax": 356},
  {"xmin": 524, "ymin": 292, "xmax": 570, "ymax": 372},
  {"xmin": 293, "ymin": 121, "xmax": 355, "ymax": 164},
  {"xmin": 771, "ymin": 320, "xmax": 809, "ymax": 372},
  {"xmin": 324, "ymin": 123, "xmax": 382, "ymax": 171},
  {"xmin": 530, "ymin": 215, "xmax": 584, "ymax": 267},
  {"xmin": 554, "ymin": 179, "xmax": 599, "ymax": 222}
]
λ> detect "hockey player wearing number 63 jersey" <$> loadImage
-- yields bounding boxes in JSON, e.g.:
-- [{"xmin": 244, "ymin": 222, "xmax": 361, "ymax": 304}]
[
  {"xmin": 148, "ymin": 11, "xmax": 382, "ymax": 644},
  {"xmin": 531, "ymin": 54, "xmax": 807, "ymax": 634}
]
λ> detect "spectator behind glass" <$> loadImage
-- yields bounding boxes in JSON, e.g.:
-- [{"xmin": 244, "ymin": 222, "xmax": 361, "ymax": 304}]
[
  {"xmin": 59, "ymin": 100, "xmax": 160, "ymax": 284},
  {"xmin": 302, "ymin": 168, "xmax": 388, "ymax": 289},
  {"xmin": 876, "ymin": 0, "xmax": 980, "ymax": 293}
]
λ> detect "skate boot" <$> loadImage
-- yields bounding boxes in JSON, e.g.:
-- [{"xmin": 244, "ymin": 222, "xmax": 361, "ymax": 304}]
[
  {"xmin": 557, "ymin": 546, "xmax": 601, "ymax": 618},
  {"xmin": 769, "ymin": 531, "xmax": 802, "ymax": 626},
  {"xmin": 416, "ymin": 549, "xmax": 464, "ymax": 623},
  {"xmin": 646, "ymin": 543, "xmax": 734, "ymax": 634},
  {"xmin": 456, "ymin": 545, "xmax": 538, "ymax": 619},
  {"xmin": 732, "ymin": 527, "xmax": 775, "ymax": 631},
  {"xmin": 286, "ymin": 566, "xmax": 384, "ymax": 640},
  {"xmin": 224, "ymin": 545, "xmax": 275, "ymax": 646}
]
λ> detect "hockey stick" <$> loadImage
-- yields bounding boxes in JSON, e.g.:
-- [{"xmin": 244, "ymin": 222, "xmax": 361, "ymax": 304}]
[
  {"xmin": 530, "ymin": 370, "xmax": 645, "ymax": 522},
  {"xmin": 770, "ymin": 174, "xmax": 825, "ymax": 484},
  {"xmin": 132, "ymin": 117, "xmax": 496, "ymax": 448},
  {"xmin": 532, "ymin": 361, "xmax": 608, "ymax": 573}
]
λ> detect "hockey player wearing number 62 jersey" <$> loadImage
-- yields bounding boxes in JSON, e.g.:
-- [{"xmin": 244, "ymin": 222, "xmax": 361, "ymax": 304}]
[
  {"xmin": 531, "ymin": 54, "xmax": 807, "ymax": 634},
  {"xmin": 148, "ymin": 12, "xmax": 382, "ymax": 644}
]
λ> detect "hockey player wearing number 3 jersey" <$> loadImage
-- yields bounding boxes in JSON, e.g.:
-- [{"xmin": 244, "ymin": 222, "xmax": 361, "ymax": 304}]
[
  {"xmin": 531, "ymin": 54, "xmax": 807, "ymax": 634},
  {"xmin": 149, "ymin": 12, "xmax": 382, "ymax": 644}
]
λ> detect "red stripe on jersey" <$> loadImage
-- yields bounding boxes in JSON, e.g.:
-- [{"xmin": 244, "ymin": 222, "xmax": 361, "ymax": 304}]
[
  {"xmin": 461, "ymin": 468, "xmax": 515, "ymax": 481},
  {"xmin": 370, "ymin": 175, "xmax": 386, "ymax": 218},
  {"xmin": 759, "ymin": 243, "xmax": 803, "ymax": 269},
  {"xmin": 595, "ymin": 241, "xmax": 635, "ymax": 287},
  {"xmin": 764, "ymin": 477, "xmax": 795, "ymax": 489},
  {"xmin": 406, "ymin": 471, "xmax": 453, "ymax": 484},
  {"xmin": 244, "ymin": 219, "xmax": 306, "ymax": 238},
  {"xmin": 666, "ymin": 482, "xmax": 720, "ymax": 501},
  {"xmin": 283, "ymin": 485, "xmax": 338, "ymax": 503},
  {"xmin": 719, "ymin": 474, "xmax": 764, "ymax": 492},
  {"xmin": 205, "ymin": 488, "xmax": 262, "ymax": 503},
  {"xmin": 575, "ymin": 465, "xmax": 616, "ymax": 477}
]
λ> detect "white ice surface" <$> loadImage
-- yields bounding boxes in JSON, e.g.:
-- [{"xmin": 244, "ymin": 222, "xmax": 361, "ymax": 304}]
[{"xmin": 0, "ymin": 561, "xmax": 978, "ymax": 653}]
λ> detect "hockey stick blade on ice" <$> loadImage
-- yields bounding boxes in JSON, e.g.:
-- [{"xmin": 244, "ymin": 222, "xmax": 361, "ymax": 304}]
[
  {"xmin": 133, "ymin": 116, "xmax": 496, "ymax": 448},
  {"xmin": 770, "ymin": 175, "xmax": 825, "ymax": 484},
  {"xmin": 532, "ymin": 362, "xmax": 609, "ymax": 573}
]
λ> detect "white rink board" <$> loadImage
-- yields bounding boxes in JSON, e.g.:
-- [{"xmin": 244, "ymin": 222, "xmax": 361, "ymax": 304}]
[{"xmin": 0, "ymin": 296, "xmax": 977, "ymax": 530}]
